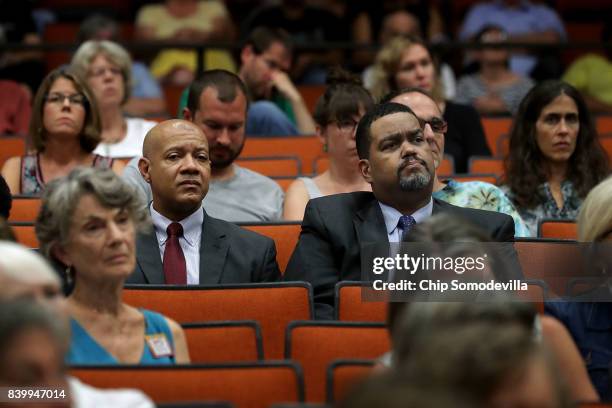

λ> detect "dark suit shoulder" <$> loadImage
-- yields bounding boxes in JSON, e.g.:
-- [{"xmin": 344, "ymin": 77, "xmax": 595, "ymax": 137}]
[{"xmin": 307, "ymin": 191, "xmax": 375, "ymax": 213}]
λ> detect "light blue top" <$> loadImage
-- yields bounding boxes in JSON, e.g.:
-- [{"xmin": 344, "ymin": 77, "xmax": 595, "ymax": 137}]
[
  {"xmin": 379, "ymin": 199, "xmax": 434, "ymax": 243},
  {"xmin": 67, "ymin": 309, "xmax": 175, "ymax": 365}
]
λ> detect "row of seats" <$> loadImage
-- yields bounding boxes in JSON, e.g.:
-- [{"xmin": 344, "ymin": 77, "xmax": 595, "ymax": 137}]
[{"xmin": 70, "ymin": 359, "xmax": 375, "ymax": 406}]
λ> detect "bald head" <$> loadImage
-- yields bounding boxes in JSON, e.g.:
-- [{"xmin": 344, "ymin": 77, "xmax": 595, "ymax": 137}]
[
  {"xmin": 139, "ymin": 119, "xmax": 211, "ymax": 221},
  {"xmin": 142, "ymin": 119, "xmax": 207, "ymax": 159}
]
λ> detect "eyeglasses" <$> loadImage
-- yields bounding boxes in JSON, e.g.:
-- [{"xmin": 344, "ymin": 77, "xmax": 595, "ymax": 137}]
[
  {"xmin": 418, "ymin": 117, "xmax": 447, "ymax": 133},
  {"xmin": 333, "ymin": 119, "xmax": 359, "ymax": 134},
  {"xmin": 44, "ymin": 93, "xmax": 86, "ymax": 106},
  {"xmin": 88, "ymin": 66, "xmax": 122, "ymax": 78}
]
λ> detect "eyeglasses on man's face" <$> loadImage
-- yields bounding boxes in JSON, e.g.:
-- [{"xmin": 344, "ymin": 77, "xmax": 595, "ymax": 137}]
[{"xmin": 418, "ymin": 117, "xmax": 447, "ymax": 133}]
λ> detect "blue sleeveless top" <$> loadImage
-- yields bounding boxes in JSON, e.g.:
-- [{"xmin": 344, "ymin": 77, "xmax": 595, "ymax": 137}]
[{"xmin": 66, "ymin": 309, "xmax": 175, "ymax": 365}]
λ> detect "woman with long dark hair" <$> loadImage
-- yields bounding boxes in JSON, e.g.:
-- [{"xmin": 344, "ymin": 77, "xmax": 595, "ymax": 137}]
[{"xmin": 502, "ymin": 81, "xmax": 609, "ymax": 236}]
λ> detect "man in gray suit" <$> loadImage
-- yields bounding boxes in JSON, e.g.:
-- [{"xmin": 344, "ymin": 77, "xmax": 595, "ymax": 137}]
[{"xmin": 128, "ymin": 119, "xmax": 280, "ymax": 285}]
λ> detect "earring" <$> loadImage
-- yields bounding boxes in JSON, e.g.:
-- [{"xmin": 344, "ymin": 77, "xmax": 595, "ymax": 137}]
[{"xmin": 64, "ymin": 265, "xmax": 73, "ymax": 286}]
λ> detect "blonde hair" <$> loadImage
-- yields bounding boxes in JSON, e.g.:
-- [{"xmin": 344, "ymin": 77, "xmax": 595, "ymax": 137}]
[
  {"xmin": 577, "ymin": 176, "xmax": 612, "ymax": 242},
  {"xmin": 71, "ymin": 40, "xmax": 133, "ymax": 105},
  {"xmin": 369, "ymin": 36, "xmax": 444, "ymax": 103}
]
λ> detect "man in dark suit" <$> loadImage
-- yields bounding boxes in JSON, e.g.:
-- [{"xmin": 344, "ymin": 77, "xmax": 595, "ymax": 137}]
[
  {"xmin": 128, "ymin": 119, "xmax": 280, "ymax": 285},
  {"xmin": 284, "ymin": 103, "xmax": 518, "ymax": 319}
]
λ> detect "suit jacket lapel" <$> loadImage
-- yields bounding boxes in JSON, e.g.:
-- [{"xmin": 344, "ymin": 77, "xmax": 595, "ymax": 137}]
[
  {"xmin": 354, "ymin": 198, "xmax": 388, "ymax": 244},
  {"xmin": 136, "ymin": 227, "xmax": 165, "ymax": 284},
  {"xmin": 199, "ymin": 214, "xmax": 229, "ymax": 284}
]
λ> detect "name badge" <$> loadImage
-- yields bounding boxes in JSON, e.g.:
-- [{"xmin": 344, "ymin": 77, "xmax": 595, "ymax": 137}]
[{"xmin": 145, "ymin": 334, "xmax": 174, "ymax": 358}]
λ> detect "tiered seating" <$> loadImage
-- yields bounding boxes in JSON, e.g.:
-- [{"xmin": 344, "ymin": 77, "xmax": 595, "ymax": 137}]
[
  {"xmin": 468, "ymin": 156, "xmax": 504, "ymax": 177},
  {"xmin": 242, "ymin": 137, "xmax": 323, "ymax": 175},
  {"xmin": 70, "ymin": 363, "xmax": 304, "ymax": 407},
  {"xmin": 334, "ymin": 282, "xmax": 386, "ymax": 322},
  {"xmin": 285, "ymin": 321, "xmax": 389, "ymax": 402},
  {"xmin": 236, "ymin": 156, "xmax": 302, "ymax": 177},
  {"xmin": 8, "ymin": 196, "xmax": 41, "ymax": 223},
  {"xmin": 481, "ymin": 117, "xmax": 512, "ymax": 157},
  {"xmin": 0, "ymin": 137, "xmax": 25, "ymax": 168},
  {"xmin": 123, "ymin": 283, "xmax": 313, "ymax": 359}
]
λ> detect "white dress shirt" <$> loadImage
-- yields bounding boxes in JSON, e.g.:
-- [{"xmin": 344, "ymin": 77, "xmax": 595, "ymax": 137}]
[
  {"xmin": 378, "ymin": 198, "xmax": 434, "ymax": 242},
  {"xmin": 150, "ymin": 204, "xmax": 203, "ymax": 284}
]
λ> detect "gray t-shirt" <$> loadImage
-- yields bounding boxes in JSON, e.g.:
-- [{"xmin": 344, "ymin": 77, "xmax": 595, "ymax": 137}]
[{"xmin": 123, "ymin": 158, "xmax": 284, "ymax": 222}]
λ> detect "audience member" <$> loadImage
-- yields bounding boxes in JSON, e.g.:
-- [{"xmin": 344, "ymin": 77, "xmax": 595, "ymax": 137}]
[
  {"xmin": 71, "ymin": 40, "xmax": 158, "ymax": 158},
  {"xmin": 243, "ymin": 0, "xmax": 347, "ymax": 84},
  {"xmin": 455, "ymin": 25, "xmax": 534, "ymax": 115},
  {"xmin": 284, "ymin": 102, "xmax": 516, "ymax": 319},
  {"xmin": 502, "ymin": 81, "xmax": 609, "ymax": 236},
  {"xmin": 128, "ymin": 119, "xmax": 280, "ymax": 285},
  {"xmin": 123, "ymin": 70, "xmax": 284, "ymax": 222},
  {"xmin": 458, "ymin": 0, "xmax": 566, "ymax": 79},
  {"xmin": 546, "ymin": 176, "xmax": 612, "ymax": 400},
  {"xmin": 135, "ymin": 0, "xmax": 236, "ymax": 86},
  {"xmin": 36, "ymin": 168, "xmax": 190, "ymax": 364},
  {"xmin": 239, "ymin": 26, "xmax": 315, "ymax": 136},
  {"xmin": 1, "ymin": 68, "xmax": 123, "ymax": 195},
  {"xmin": 283, "ymin": 69, "xmax": 374, "ymax": 220},
  {"xmin": 0, "ymin": 242, "xmax": 156, "ymax": 407},
  {"xmin": 387, "ymin": 88, "xmax": 530, "ymax": 236},
  {"xmin": 368, "ymin": 36, "xmax": 490, "ymax": 173},
  {"xmin": 77, "ymin": 14, "xmax": 166, "ymax": 117},
  {"xmin": 396, "ymin": 306, "xmax": 572, "ymax": 408},
  {"xmin": 563, "ymin": 22, "xmax": 612, "ymax": 113},
  {"xmin": 349, "ymin": 1, "xmax": 446, "ymax": 70},
  {"xmin": 0, "ymin": 79, "xmax": 31, "ymax": 135}
]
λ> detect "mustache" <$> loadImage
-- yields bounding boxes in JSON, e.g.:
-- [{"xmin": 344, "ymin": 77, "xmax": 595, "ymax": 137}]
[{"xmin": 398, "ymin": 156, "xmax": 427, "ymax": 172}]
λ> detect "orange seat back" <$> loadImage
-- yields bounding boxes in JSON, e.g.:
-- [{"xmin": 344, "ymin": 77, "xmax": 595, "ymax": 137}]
[
  {"xmin": 335, "ymin": 282, "xmax": 386, "ymax": 322},
  {"xmin": 242, "ymin": 137, "xmax": 322, "ymax": 174},
  {"xmin": 8, "ymin": 196, "xmax": 41, "ymax": 223},
  {"xmin": 182, "ymin": 321, "xmax": 263, "ymax": 363},
  {"xmin": 236, "ymin": 156, "xmax": 302, "ymax": 177},
  {"xmin": 437, "ymin": 155, "xmax": 455, "ymax": 176},
  {"xmin": 285, "ymin": 321, "xmax": 389, "ymax": 402},
  {"xmin": 449, "ymin": 174, "xmax": 498, "ymax": 185},
  {"xmin": 468, "ymin": 156, "xmax": 504, "ymax": 177},
  {"xmin": 0, "ymin": 137, "xmax": 25, "ymax": 168},
  {"xmin": 538, "ymin": 219, "xmax": 577, "ymax": 240},
  {"xmin": 240, "ymin": 223, "xmax": 301, "ymax": 273},
  {"xmin": 10, "ymin": 223, "xmax": 38, "ymax": 248},
  {"xmin": 481, "ymin": 117, "xmax": 512, "ymax": 157},
  {"xmin": 123, "ymin": 283, "xmax": 313, "ymax": 359},
  {"xmin": 326, "ymin": 360, "xmax": 374, "ymax": 403}
]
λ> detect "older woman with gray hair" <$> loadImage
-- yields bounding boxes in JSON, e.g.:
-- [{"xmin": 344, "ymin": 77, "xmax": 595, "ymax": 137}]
[
  {"xmin": 71, "ymin": 40, "xmax": 157, "ymax": 158},
  {"xmin": 36, "ymin": 167, "xmax": 189, "ymax": 365}
]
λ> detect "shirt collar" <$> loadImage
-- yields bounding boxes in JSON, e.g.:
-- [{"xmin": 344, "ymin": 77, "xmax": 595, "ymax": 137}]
[
  {"xmin": 378, "ymin": 198, "xmax": 434, "ymax": 235},
  {"xmin": 150, "ymin": 204, "xmax": 204, "ymax": 247}
]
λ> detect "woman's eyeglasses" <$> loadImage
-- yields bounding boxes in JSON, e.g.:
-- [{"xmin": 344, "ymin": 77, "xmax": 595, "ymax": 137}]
[{"xmin": 44, "ymin": 93, "xmax": 86, "ymax": 106}]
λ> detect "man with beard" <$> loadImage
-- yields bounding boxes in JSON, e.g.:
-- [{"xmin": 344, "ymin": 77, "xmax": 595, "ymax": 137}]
[
  {"xmin": 284, "ymin": 102, "xmax": 516, "ymax": 319},
  {"xmin": 128, "ymin": 119, "xmax": 280, "ymax": 285},
  {"xmin": 123, "ymin": 70, "xmax": 284, "ymax": 222}
]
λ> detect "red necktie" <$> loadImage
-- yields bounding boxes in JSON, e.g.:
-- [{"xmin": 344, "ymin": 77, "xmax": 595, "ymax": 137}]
[{"xmin": 163, "ymin": 222, "xmax": 187, "ymax": 284}]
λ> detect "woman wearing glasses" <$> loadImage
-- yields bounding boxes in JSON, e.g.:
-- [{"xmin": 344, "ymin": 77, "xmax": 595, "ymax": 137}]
[
  {"xmin": 71, "ymin": 40, "xmax": 157, "ymax": 158},
  {"xmin": 369, "ymin": 36, "xmax": 490, "ymax": 173},
  {"xmin": 283, "ymin": 69, "xmax": 374, "ymax": 220},
  {"xmin": 1, "ymin": 68, "xmax": 124, "ymax": 195}
]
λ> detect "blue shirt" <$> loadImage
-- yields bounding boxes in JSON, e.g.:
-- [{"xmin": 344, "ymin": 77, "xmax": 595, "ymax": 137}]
[{"xmin": 131, "ymin": 62, "xmax": 162, "ymax": 99}]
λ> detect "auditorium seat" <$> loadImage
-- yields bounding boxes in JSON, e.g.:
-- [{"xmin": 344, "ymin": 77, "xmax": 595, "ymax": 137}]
[
  {"xmin": 448, "ymin": 174, "xmax": 498, "ymax": 185},
  {"xmin": 480, "ymin": 116, "xmax": 512, "ymax": 156},
  {"xmin": 8, "ymin": 196, "xmax": 41, "ymax": 223},
  {"xmin": 123, "ymin": 283, "xmax": 313, "ymax": 359},
  {"xmin": 326, "ymin": 360, "xmax": 374, "ymax": 403},
  {"xmin": 239, "ymin": 222, "xmax": 301, "ymax": 273},
  {"xmin": 537, "ymin": 219, "xmax": 577, "ymax": 240},
  {"xmin": 10, "ymin": 222, "xmax": 38, "ymax": 248},
  {"xmin": 285, "ymin": 321, "xmax": 389, "ymax": 402},
  {"xmin": 182, "ymin": 321, "xmax": 263, "ymax": 363},
  {"xmin": 236, "ymin": 156, "xmax": 302, "ymax": 177},
  {"xmin": 0, "ymin": 137, "xmax": 25, "ymax": 168},
  {"xmin": 242, "ymin": 137, "xmax": 323, "ymax": 174},
  {"xmin": 70, "ymin": 362, "xmax": 304, "ymax": 407},
  {"xmin": 334, "ymin": 281, "xmax": 386, "ymax": 322},
  {"xmin": 468, "ymin": 156, "xmax": 504, "ymax": 177}
]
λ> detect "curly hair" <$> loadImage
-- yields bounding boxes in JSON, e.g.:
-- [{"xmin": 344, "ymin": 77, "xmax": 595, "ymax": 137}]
[
  {"xmin": 368, "ymin": 36, "xmax": 444, "ymax": 103},
  {"xmin": 503, "ymin": 81, "xmax": 609, "ymax": 209}
]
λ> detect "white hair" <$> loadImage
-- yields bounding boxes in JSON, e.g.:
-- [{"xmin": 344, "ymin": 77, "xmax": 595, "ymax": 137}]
[{"xmin": 0, "ymin": 242, "xmax": 59, "ymax": 286}]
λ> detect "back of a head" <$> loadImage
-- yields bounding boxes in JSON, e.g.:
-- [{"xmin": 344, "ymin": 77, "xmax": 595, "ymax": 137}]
[
  {"xmin": 313, "ymin": 67, "xmax": 374, "ymax": 127},
  {"xmin": 187, "ymin": 69, "xmax": 249, "ymax": 114},
  {"xmin": 0, "ymin": 242, "xmax": 60, "ymax": 291},
  {"xmin": 77, "ymin": 14, "xmax": 119, "ymax": 43},
  {"xmin": 578, "ymin": 176, "xmax": 612, "ymax": 242}
]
